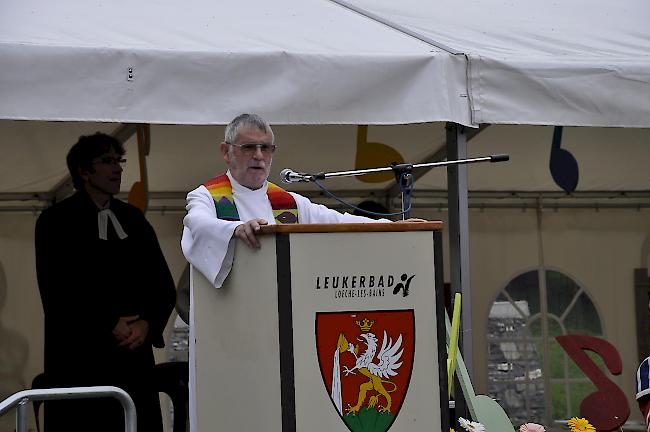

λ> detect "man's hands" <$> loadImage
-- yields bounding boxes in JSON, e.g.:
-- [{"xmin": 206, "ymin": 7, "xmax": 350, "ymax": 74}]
[
  {"xmin": 112, "ymin": 315, "xmax": 150, "ymax": 350},
  {"xmin": 233, "ymin": 218, "xmax": 427, "ymax": 248},
  {"xmin": 118, "ymin": 320, "xmax": 150, "ymax": 350},
  {"xmin": 234, "ymin": 218, "xmax": 268, "ymax": 248},
  {"xmin": 112, "ymin": 315, "xmax": 137, "ymax": 341}
]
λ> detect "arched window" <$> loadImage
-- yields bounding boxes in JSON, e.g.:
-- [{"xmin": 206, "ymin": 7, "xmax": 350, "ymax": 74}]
[{"xmin": 487, "ymin": 269, "xmax": 603, "ymax": 426}]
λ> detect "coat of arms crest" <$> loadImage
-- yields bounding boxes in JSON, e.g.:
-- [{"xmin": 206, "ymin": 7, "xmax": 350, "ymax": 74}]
[{"xmin": 316, "ymin": 310, "xmax": 415, "ymax": 432}]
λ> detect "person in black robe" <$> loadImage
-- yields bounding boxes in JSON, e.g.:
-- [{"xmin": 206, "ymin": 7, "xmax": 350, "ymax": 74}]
[{"xmin": 35, "ymin": 133, "xmax": 176, "ymax": 432}]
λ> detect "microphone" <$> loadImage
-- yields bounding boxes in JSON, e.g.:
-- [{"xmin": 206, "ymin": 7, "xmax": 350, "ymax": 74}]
[
  {"xmin": 490, "ymin": 154, "xmax": 509, "ymax": 162},
  {"xmin": 280, "ymin": 168, "xmax": 312, "ymax": 184}
]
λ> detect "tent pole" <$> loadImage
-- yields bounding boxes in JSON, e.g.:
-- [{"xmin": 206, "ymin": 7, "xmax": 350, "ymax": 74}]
[{"xmin": 446, "ymin": 122, "xmax": 473, "ymax": 378}]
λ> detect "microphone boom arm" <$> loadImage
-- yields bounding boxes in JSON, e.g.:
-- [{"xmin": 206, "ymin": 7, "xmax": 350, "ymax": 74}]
[
  {"xmin": 315, "ymin": 154, "xmax": 508, "ymax": 180},
  {"xmin": 282, "ymin": 154, "xmax": 509, "ymax": 219}
]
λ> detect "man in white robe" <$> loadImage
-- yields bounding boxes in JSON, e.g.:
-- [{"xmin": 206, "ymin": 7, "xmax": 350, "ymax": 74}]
[
  {"xmin": 180, "ymin": 114, "xmax": 428, "ymax": 431},
  {"xmin": 181, "ymin": 113, "xmax": 393, "ymax": 288}
]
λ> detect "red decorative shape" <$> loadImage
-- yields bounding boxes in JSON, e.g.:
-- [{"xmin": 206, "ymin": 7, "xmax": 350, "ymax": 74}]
[{"xmin": 556, "ymin": 335, "xmax": 630, "ymax": 431}]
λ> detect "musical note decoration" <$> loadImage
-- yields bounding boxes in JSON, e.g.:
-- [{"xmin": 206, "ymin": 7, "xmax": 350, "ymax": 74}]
[
  {"xmin": 549, "ymin": 126, "xmax": 579, "ymax": 193},
  {"xmin": 556, "ymin": 335, "xmax": 629, "ymax": 431},
  {"xmin": 127, "ymin": 124, "xmax": 150, "ymax": 214},
  {"xmin": 354, "ymin": 125, "xmax": 405, "ymax": 183}
]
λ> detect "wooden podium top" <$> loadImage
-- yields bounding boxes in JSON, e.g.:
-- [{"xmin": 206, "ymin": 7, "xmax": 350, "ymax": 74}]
[{"xmin": 258, "ymin": 221, "xmax": 443, "ymax": 234}]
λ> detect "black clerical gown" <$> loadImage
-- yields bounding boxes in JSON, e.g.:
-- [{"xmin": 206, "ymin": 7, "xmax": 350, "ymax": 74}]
[{"xmin": 35, "ymin": 191, "xmax": 176, "ymax": 432}]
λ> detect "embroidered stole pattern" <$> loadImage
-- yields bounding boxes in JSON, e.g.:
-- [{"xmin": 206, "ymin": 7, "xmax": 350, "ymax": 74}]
[{"xmin": 204, "ymin": 174, "xmax": 299, "ymax": 224}]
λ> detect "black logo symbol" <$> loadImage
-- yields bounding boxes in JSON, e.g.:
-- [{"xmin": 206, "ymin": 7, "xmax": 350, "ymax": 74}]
[{"xmin": 393, "ymin": 274, "xmax": 414, "ymax": 297}]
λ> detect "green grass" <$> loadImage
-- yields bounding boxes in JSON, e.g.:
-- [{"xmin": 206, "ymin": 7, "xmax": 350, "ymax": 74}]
[{"xmin": 344, "ymin": 407, "xmax": 395, "ymax": 432}]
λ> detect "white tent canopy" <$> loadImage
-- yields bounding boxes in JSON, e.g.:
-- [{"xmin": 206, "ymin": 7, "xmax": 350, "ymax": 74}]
[
  {"xmin": 340, "ymin": 0, "xmax": 650, "ymax": 127},
  {"xmin": 0, "ymin": 0, "xmax": 471, "ymax": 125},
  {"xmin": 2, "ymin": 0, "xmax": 649, "ymax": 127}
]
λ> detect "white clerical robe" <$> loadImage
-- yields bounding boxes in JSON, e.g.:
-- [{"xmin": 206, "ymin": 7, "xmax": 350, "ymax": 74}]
[{"xmin": 181, "ymin": 171, "xmax": 387, "ymax": 288}]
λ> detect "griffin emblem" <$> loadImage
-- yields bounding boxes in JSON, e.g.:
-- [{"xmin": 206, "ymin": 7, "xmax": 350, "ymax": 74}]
[{"xmin": 337, "ymin": 326, "xmax": 403, "ymax": 413}]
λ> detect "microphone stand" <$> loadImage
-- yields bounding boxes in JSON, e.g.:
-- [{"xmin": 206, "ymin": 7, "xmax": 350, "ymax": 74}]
[{"xmin": 297, "ymin": 154, "xmax": 509, "ymax": 220}]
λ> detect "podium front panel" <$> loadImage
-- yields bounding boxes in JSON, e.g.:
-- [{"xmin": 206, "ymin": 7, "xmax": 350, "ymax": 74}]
[
  {"xmin": 192, "ymin": 229, "xmax": 443, "ymax": 432},
  {"xmin": 287, "ymin": 231, "xmax": 440, "ymax": 432}
]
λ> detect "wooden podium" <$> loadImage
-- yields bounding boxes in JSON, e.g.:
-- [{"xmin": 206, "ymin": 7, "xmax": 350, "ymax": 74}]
[{"xmin": 189, "ymin": 222, "xmax": 448, "ymax": 432}]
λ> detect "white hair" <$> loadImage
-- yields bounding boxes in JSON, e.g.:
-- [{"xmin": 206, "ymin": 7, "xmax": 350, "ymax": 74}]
[{"xmin": 224, "ymin": 113, "xmax": 274, "ymax": 145}]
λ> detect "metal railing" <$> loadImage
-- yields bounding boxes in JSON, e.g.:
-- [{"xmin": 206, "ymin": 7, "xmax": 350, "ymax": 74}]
[{"xmin": 0, "ymin": 386, "xmax": 137, "ymax": 432}]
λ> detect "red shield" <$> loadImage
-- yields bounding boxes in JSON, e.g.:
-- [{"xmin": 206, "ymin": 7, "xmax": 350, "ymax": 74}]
[{"xmin": 315, "ymin": 310, "xmax": 415, "ymax": 432}]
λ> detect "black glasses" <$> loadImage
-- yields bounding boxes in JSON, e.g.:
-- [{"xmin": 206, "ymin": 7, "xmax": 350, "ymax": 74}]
[
  {"xmin": 227, "ymin": 142, "xmax": 276, "ymax": 154},
  {"xmin": 93, "ymin": 156, "xmax": 127, "ymax": 166}
]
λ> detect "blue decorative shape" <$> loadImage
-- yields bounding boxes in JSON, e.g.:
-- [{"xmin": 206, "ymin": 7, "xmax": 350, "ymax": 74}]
[{"xmin": 549, "ymin": 126, "xmax": 579, "ymax": 193}]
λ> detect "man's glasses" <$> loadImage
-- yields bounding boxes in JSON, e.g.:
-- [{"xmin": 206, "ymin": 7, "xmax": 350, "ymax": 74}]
[
  {"xmin": 227, "ymin": 142, "xmax": 276, "ymax": 154},
  {"xmin": 93, "ymin": 156, "xmax": 127, "ymax": 167}
]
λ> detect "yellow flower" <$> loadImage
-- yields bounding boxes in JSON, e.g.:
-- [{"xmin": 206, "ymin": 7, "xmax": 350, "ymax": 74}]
[{"xmin": 568, "ymin": 417, "xmax": 595, "ymax": 432}]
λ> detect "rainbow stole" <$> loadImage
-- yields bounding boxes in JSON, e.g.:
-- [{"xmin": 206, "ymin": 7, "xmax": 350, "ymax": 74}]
[{"xmin": 204, "ymin": 174, "xmax": 298, "ymax": 224}]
